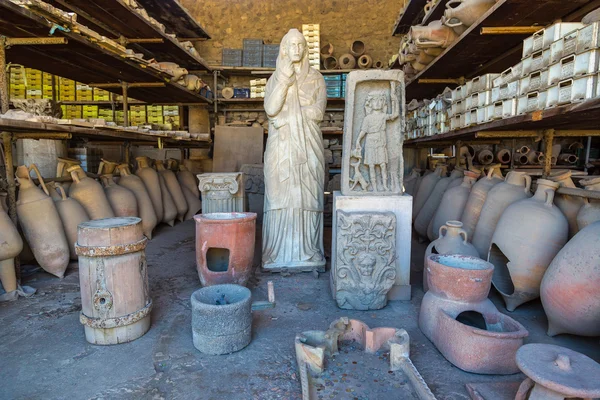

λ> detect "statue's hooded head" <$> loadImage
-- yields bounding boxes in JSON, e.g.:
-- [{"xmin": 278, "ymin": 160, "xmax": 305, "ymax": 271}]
[{"xmin": 278, "ymin": 29, "xmax": 310, "ymax": 75}]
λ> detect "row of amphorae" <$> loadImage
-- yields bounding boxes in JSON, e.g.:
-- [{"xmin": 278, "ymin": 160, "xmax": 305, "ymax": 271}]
[
  {"xmin": 0, "ymin": 156, "xmax": 202, "ymax": 294},
  {"xmin": 405, "ymin": 164, "xmax": 600, "ymax": 337}
]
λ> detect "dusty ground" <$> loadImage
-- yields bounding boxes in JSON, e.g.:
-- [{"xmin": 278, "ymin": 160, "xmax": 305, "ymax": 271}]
[{"xmin": 0, "ymin": 220, "xmax": 598, "ymax": 400}]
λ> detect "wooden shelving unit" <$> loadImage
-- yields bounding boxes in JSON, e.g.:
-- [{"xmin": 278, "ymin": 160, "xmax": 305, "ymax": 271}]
[
  {"xmin": 134, "ymin": 0, "xmax": 211, "ymax": 39},
  {"xmin": 421, "ymin": 0, "xmax": 450, "ymax": 26},
  {"xmin": 215, "ymin": 66, "xmax": 356, "ymax": 77},
  {"xmin": 392, "ymin": 0, "xmax": 427, "ymax": 35}
]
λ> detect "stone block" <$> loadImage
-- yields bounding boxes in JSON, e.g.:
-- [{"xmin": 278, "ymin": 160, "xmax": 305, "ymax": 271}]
[
  {"xmin": 197, "ymin": 172, "xmax": 245, "ymax": 213},
  {"xmin": 240, "ymin": 164, "xmax": 264, "ymax": 223},
  {"xmin": 332, "ymin": 191, "xmax": 412, "ymax": 301},
  {"xmin": 212, "ymin": 126, "xmax": 264, "ymax": 172},
  {"xmin": 341, "ymin": 70, "xmax": 406, "ymax": 196}
]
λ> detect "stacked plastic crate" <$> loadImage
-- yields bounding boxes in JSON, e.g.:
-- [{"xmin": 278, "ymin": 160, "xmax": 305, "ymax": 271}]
[
  {"xmin": 242, "ymin": 39, "xmax": 264, "ymax": 68},
  {"xmin": 302, "ymin": 24, "xmax": 320, "ymax": 69},
  {"xmin": 147, "ymin": 105, "xmax": 163, "ymax": 125},
  {"xmin": 8, "ymin": 66, "xmax": 26, "ymax": 100},
  {"xmin": 324, "ymin": 74, "xmax": 343, "ymax": 98},
  {"xmin": 263, "ymin": 44, "xmax": 279, "ymax": 68},
  {"xmin": 129, "ymin": 105, "xmax": 147, "ymax": 126},
  {"xmin": 250, "ymin": 79, "xmax": 267, "ymax": 98},
  {"xmin": 25, "ymin": 68, "xmax": 43, "ymax": 100}
]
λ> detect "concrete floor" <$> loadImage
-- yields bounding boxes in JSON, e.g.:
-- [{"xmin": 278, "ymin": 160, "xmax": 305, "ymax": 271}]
[{"xmin": 1, "ymin": 220, "xmax": 599, "ymax": 400}]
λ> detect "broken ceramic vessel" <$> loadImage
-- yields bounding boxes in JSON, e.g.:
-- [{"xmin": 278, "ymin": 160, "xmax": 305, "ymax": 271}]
[
  {"xmin": 514, "ymin": 344, "xmax": 600, "ymax": 400},
  {"xmin": 295, "ymin": 317, "xmax": 435, "ymax": 400},
  {"xmin": 191, "ymin": 282, "xmax": 275, "ymax": 355},
  {"xmin": 472, "ymin": 171, "xmax": 531, "ymax": 258},
  {"xmin": 419, "ymin": 254, "xmax": 528, "ymax": 374},
  {"xmin": 333, "ymin": 211, "xmax": 397, "ymax": 310},
  {"xmin": 460, "ymin": 165, "xmax": 503, "ymax": 240},
  {"xmin": 409, "ymin": 19, "xmax": 459, "ymax": 48},
  {"xmin": 194, "ymin": 212, "xmax": 257, "ymax": 287},
  {"xmin": 423, "ymin": 221, "xmax": 479, "ymax": 291},
  {"xmin": 541, "ymin": 221, "xmax": 600, "ymax": 337},
  {"xmin": 197, "ymin": 173, "xmax": 245, "ymax": 214},
  {"xmin": 489, "ymin": 179, "xmax": 568, "ymax": 311}
]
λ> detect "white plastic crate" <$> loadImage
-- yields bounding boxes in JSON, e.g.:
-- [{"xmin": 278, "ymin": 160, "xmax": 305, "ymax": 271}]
[
  {"xmin": 501, "ymin": 98, "xmax": 517, "ymax": 118},
  {"xmin": 464, "ymin": 109, "xmax": 478, "ymax": 127},
  {"xmin": 517, "ymin": 91, "xmax": 548, "ymax": 115},
  {"xmin": 576, "ymin": 22, "xmax": 600, "ymax": 53},
  {"xmin": 519, "ymin": 69, "xmax": 549, "ymax": 96},
  {"xmin": 550, "ymin": 30, "xmax": 579, "ymax": 64},
  {"xmin": 466, "ymin": 74, "xmax": 500, "ymax": 96},
  {"xmin": 546, "ymin": 74, "xmax": 598, "ymax": 108},
  {"xmin": 484, "ymin": 101, "xmax": 504, "ymax": 121},
  {"xmin": 548, "ymin": 50, "xmax": 600, "ymax": 86},
  {"xmin": 523, "ymin": 23, "xmax": 585, "ymax": 58},
  {"xmin": 491, "ymin": 80, "xmax": 519, "ymax": 102},
  {"xmin": 451, "ymin": 99, "xmax": 465, "ymax": 115},
  {"xmin": 493, "ymin": 62, "xmax": 524, "ymax": 87},
  {"xmin": 452, "ymin": 85, "xmax": 466, "ymax": 102},
  {"xmin": 451, "ymin": 113, "xmax": 465, "ymax": 130},
  {"xmin": 465, "ymin": 90, "xmax": 491, "ymax": 110},
  {"xmin": 522, "ymin": 48, "xmax": 551, "ymax": 76},
  {"xmin": 548, "ymin": 54, "xmax": 576, "ymax": 86}
]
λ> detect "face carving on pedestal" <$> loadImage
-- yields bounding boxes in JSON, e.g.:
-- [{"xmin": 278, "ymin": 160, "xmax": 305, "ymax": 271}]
[{"xmin": 357, "ymin": 253, "xmax": 377, "ymax": 277}]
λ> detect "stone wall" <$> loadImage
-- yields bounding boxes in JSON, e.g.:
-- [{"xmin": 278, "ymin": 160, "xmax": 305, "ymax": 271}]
[{"xmin": 181, "ymin": 0, "xmax": 402, "ymax": 66}]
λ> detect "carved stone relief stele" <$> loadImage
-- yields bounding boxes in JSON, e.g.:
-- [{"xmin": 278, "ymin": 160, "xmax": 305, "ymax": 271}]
[
  {"xmin": 335, "ymin": 210, "xmax": 397, "ymax": 310},
  {"xmin": 341, "ymin": 70, "xmax": 406, "ymax": 196}
]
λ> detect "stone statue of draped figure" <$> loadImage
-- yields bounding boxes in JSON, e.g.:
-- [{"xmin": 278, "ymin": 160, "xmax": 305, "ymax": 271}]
[{"xmin": 262, "ymin": 28, "xmax": 327, "ymax": 272}]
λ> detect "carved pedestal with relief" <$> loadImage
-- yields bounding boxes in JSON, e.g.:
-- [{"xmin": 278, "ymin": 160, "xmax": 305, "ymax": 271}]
[
  {"xmin": 197, "ymin": 173, "xmax": 245, "ymax": 214},
  {"xmin": 240, "ymin": 164, "xmax": 265, "ymax": 223}
]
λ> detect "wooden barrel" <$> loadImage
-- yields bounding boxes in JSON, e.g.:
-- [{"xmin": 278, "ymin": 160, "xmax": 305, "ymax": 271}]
[{"xmin": 76, "ymin": 217, "xmax": 152, "ymax": 345}]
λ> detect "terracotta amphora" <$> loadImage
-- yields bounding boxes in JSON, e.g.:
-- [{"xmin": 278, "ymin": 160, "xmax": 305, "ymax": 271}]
[
  {"xmin": 443, "ymin": 0, "xmax": 497, "ymax": 28},
  {"xmin": 431, "ymin": 170, "xmax": 479, "ymax": 240},
  {"xmin": 0, "ymin": 197, "xmax": 23, "ymax": 293},
  {"xmin": 182, "ymin": 186, "xmax": 202, "ymax": 220},
  {"xmin": 167, "ymin": 158, "xmax": 179, "ymax": 172},
  {"xmin": 472, "ymin": 171, "xmax": 531, "ymax": 258},
  {"xmin": 489, "ymin": 179, "xmax": 568, "ymax": 311},
  {"xmin": 460, "ymin": 165, "xmax": 503, "ymax": 240},
  {"xmin": 576, "ymin": 176, "xmax": 600, "ymax": 230},
  {"xmin": 409, "ymin": 20, "xmax": 459, "ymax": 48},
  {"xmin": 549, "ymin": 170, "xmax": 585, "ymax": 238},
  {"xmin": 116, "ymin": 164, "xmax": 157, "ymax": 239},
  {"xmin": 413, "ymin": 165, "xmax": 447, "ymax": 220},
  {"xmin": 53, "ymin": 185, "xmax": 89, "ymax": 261},
  {"xmin": 97, "ymin": 158, "xmax": 119, "ymax": 175},
  {"xmin": 419, "ymin": 254, "xmax": 528, "ymax": 374},
  {"xmin": 541, "ymin": 221, "xmax": 600, "ymax": 337},
  {"xmin": 68, "ymin": 165, "xmax": 115, "ymax": 220},
  {"xmin": 415, "ymin": 167, "xmax": 464, "ymax": 239},
  {"xmin": 178, "ymin": 164, "xmax": 201, "ymax": 198},
  {"xmin": 16, "ymin": 164, "xmax": 70, "ymax": 278},
  {"xmin": 45, "ymin": 183, "xmax": 63, "ymax": 201},
  {"xmin": 100, "ymin": 175, "xmax": 138, "ymax": 218},
  {"xmin": 135, "ymin": 157, "xmax": 164, "ymax": 222},
  {"xmin": 156, "ymin": 160, "xmax": 188, "ymax": 222},
  {"xmin": 56, "ymin": 157, "xmax": 81, "ymax": 192},
  {"xmin": 159, "ymin": 174, "xmax": 177, "ymax": 227},
  {"xmin": 441, "ymin": 15, "xmax": 468, "ymax": 35},
  {"xmin": 423, "ymin": 221, "xmax": 480, "ymax": 290}
]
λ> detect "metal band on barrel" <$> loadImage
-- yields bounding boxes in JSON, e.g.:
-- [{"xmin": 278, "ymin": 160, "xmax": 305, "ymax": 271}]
[
  {"xmin": 75, "ymin": 237, "xmax": 148, "ymax": 257},
  {"xmin": 80, "ymin": 300, "xmax": 152, "ymax": 329}
]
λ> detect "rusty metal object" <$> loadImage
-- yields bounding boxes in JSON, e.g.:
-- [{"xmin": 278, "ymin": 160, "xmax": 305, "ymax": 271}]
[
  {"xmin": 80, "ymin": 300, "xmax": 153, "ymax": 329},
  {"xmin": 515, "ymin": 344, "xmax": 600, "ymax": 400},
  {"xmin": 75, "ymin": 237, "xmax": 147, "ymax": 257},
  {"xmin": 419, "ymin": 254, "xmax": 528, "ymax": 374},
  {"xmin": 296, "ymin": 318, "xmax": 436, "ymax": 400}
]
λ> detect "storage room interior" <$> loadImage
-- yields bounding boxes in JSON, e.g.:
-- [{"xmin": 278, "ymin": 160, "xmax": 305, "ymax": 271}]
[{"xmin": 0, "ymin": 0, "xmax": 599, "ymax": 399}]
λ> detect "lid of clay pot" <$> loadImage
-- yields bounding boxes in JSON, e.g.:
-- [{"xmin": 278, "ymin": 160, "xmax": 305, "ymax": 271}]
[{"xmin": 516, "ymin": 344, "xmax": 600, "ymax": 398}]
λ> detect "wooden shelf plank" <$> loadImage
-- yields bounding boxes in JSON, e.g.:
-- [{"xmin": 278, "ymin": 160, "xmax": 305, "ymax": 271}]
[
  {"xmin": 218, "ymin": 97, "xmax": 345, "ymax": 104},
  {"xmin": 0, "ymin": 0, "xmax": 212, "ymax": 104},
  {"xmin": 404, "ymin": 98, "xmax": 600, "ymax": 146},
  {"xmin": 392, "ymin": 0, "xmax": 428, "ymax": 35},
  {"xmin": 134, "ymin": 0, "xmax": 210, "ymax": 39},
  {"xmin": 405, "ymin": 0, "xmax": 591, "ymax": 100},
  {"xmin": 214, "ymin": 66, "xmax": 355, "ymax": 77}
]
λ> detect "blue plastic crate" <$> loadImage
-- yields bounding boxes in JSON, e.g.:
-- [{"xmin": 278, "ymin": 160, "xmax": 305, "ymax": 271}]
[
  {"xmin": 262, "ymin": 44, "xmax": 279, "ymax": 68},
  {"xmin": 234, "ymin": 88, "xmax": 251, "ymax": 98},
  {"xmin": 323, "ymin": 74, "xmax": 342, "ymax": 81},
  {"xmin": 243, "ymin": 39, "xmax": 264, "ymax": 67},
  {"xmin": 222, "ymin": 49, "xmax": 242, "ymax": 67}
]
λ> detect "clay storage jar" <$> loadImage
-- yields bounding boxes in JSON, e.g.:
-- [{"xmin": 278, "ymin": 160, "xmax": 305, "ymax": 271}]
[
  {"xmin": 53, "ymin": 185, "xmax": 90, "ymax": 261},
  {"xmin": 541, "ymin": 221, "xmax": 600, "ymax": 337},
  {"xmin": 444, "ymin": 0, "xmax": 497, "ymax": 28},
  {"xmin": 576, "ymin": 176, "xmax": 600, "ymax": 230},
  {"xmin": 549, "ymin": 170, "xmax": 585, "ymax": 238},
  {"xmin": 191, "ymin": 284, "xmax": 252, "ymax": 355},
  {"xmin": 413, "ymin": 165, "xmax": 447, "ymax": 219},
  {"xmin": 56, "ymin": 157, "xmax": 81, "ymax": 192},
  {"xmin": 194, "ymin": 212, "xmax": 257, "ymax": 287},
  {"xmin": 489, "ymin": 179, "xmax": 568, "ymax": 312},
  {"xmin": 472, "ymin": 171, "xmax": 531, "ymax": 258},
  {"xmin": 178, "ymin": 164, "xmax": 201, "ymax": 198},
  {"xmin": 0, "ymin": 198, "xmax": 23, "ymax": 293},
  {"xmin": 460, "ymin": 165, "xmax": 503, "ymax": 240},
  {"xmin": 135, "ymin": 157, "xmax": 164, "ymax": 222},
  {"xmin": 423, "ymin": 221, "xmax": 479, "ymax": 291},
  {"xmin": 431, "ymin": 170, "xmax": 479, "ymax": 241},
  {"xmin": 116, "ymin": 164, "xmax": 157, "ymax": 239},
  {"xmin": 68, "ymin": 165, "xmax": 115, "ymax": 220},
  {"xmin": 403, "ymin": 168, "xmax": 422, "ymax": 196},
  {"xmin": 419, "ymin": 254, "xmax": 528, "ymax": 374},
  {"xmin": 159, "ymin": 174, "xmax": 177, "ymax": 226},
  {"xmin": 156, "ymin": 160, "xmax": 188, "ymax": 222},
  {"xmin": 100, "ymin": 175, "xmax": 138, "ymax": 218},
  {"xmin": 16, "ymin": 164, "xmax": 70, "ymax": 278},
  {"xmin": 415, "ymin": 167, "xmax": 464, "ymax": 239},
  {"xmin": 76, "ymin": 217, "xmax": 152, "ymax": 345},
  {"xmin": 182, "ymin": 186, "xmax": 202, "ymax": 220}
]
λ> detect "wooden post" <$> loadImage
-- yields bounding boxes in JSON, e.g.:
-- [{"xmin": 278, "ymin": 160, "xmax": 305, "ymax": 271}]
[
  {"xmin": 0, "ymin": 37, "xmax": 9, "ymax": 114},
  {"xmin": 542, "ymin": 129, "xmax": 555, "ymax": 179},
  {"xmin": 124, "ymin": 141, "xmax": 131, "ymax": 166},
  {"xmin": 122, "ymin": 82, "xmax": 129, "ymax": 127}
]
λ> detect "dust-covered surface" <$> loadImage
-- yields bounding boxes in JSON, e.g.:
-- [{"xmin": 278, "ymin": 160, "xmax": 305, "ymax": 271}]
[{"xmin": 1, "ymin": 221, "xmax": 598, "ymax": 400}]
